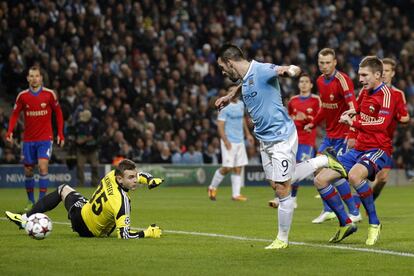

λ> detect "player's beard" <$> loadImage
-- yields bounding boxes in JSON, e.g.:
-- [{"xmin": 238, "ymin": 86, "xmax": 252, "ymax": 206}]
[{"xmin": 227, "ymin": 69, "xmax": 240, "ymax": 82}]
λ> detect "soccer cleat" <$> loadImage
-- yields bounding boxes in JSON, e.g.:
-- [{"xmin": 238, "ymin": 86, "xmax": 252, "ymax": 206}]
[
  {"xmin": 268, "ymin": 198, "xmax": 279, "ymax": 208},
  {"xmin": 144, "ymin": 224, "xmax": 162, "ymax": 238},
  {"xmin": 232, "ymin": 195, "xmax": 247, "ymax": 201},
  {"xmin": 323, "ymin": 147, "xmax": 348, "ymax": 178},
  {"xmin": 329, "ymin": 223, "xmax": 358, "ymax": 243},
  {"xmin": 24, "ymin": 201, "xmax": 33, "ymax": 212},
  {"xmin": 366, "ymin": 224, "xmax": 382, "ymax": 246},
  {"xmin": 349, "ymin": 213, "xmax": 362, "ymax": 223},
  {"xmin": 312, "ymin": 211, "xmax": 337, "ymax": 224},
  {"xmin": 265, "ymin": 238, "xmax": 288, "ymax": 249},
  {"xmin": 5, "ymin": 211, "xmax": 26, "ymax": 229},
  {"xmin": 208, "ymin": 188, "xmax": 217, "ymax": 201}
]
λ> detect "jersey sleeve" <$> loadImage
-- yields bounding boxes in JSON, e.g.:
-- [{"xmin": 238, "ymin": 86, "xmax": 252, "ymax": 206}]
[
  {"xmin": 7, "ymin": 95, "xmax": 24, "ymax": 137},
  {"xmin": 259, "ymin": 63, "xmax": 278, "ymax": 80},
  {"xmin": 49, "ymin": 92, "xmax": 65, "ymax": 140},
  {"xmin": 338, "ymin": 73, "xmax": 357, "ymax": 109},
  {"xmin": 114, "ymin": 192, "xmax": 142, "ymax": 239},
  {"xmin": 217, "ymin": 108, "xmax": 227, "ymax": 122},
  {"xmin": 394, "ymin": 91, "xmax": 409, "ymax": 121}
]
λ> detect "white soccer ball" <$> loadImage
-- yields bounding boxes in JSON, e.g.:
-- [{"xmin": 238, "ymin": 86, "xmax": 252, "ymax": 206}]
[{"xmin": 25, "ymin": 213, "xmax": 53, "ymax": 240}]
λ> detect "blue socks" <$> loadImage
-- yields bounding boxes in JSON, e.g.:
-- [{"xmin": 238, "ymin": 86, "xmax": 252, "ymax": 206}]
[
  {"xmin": 355, "ymin": 180, "xmax": 380, "ymax": 225},
  {"xmin": 25, "ymin": 176, "xmax": 35, "ymax": 204},
  {"xmin": 334, "ymin": 179, "xmax": 359, "ymax": 216},
  {"xmin": 318, "ymin": 185, "xmax": 351, "ymax": 226},
  {"xmin": 39, "ymin": 174, "xmax": 49, "ymax": 200}
]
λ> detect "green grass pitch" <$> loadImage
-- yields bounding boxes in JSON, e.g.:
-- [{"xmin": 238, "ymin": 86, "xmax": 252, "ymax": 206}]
[{"xmin": 1, "ymin": 186, "xmax": 414, "ymax": 275}]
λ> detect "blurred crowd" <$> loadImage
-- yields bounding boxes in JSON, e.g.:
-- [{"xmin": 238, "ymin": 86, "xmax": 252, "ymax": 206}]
[{"xmin": 0, "ymin": 0, "xmax": 414, "ymax": 172}]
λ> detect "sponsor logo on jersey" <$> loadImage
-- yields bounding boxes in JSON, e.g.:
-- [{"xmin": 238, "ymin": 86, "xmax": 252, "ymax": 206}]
[
  {"xmin": 244, "ymin": 91, "xmax": 258, "ymax": 100},
  {"xmin": 321, "ymin": 102, "xmax": 338, "ymax": 109},
  {"xmin": 41, "ymin": 102, "xmax": 47, "ymax": 108},
  {"xmin": 26, "ymin": 110, "xmax": 48, "ymax": 116}
]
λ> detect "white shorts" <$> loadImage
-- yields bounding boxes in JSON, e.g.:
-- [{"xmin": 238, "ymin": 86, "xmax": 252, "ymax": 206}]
[
  {"xmin": 221, "ymin": 140, "xmax": 248, "ymax": 168},
  {"xmin": 260, "ymin": 130, "xmax": 298, "ymax": 183}
]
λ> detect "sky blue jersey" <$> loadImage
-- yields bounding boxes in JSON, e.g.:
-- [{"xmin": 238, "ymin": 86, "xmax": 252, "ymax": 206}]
[
  {"xmin": 218, "ymin": 100, "xmax": 245, "ymax": 143},
  {"xmin": 241, "ymin": 60, "xmax": 295, "ymax": 142}
]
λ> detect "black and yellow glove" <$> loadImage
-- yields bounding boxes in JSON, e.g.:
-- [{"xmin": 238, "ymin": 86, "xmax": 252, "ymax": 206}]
[{"xmin": 138, "ymin": 172, "xmax": 164, "ymax": 189}]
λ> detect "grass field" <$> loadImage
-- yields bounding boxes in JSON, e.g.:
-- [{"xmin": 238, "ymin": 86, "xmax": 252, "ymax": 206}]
[{"xmin": 1, "ymin": 185, "xmax": 414, "ymax": 275}]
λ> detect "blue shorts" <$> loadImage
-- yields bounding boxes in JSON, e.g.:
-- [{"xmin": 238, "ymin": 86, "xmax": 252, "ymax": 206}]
[
  {"xmin": 22, "ymin": 141, "xmax": 53, "ymax": 165},
  {"xmin": 338, "ymin": 149, "xmax": 392, "ymax": 181},
  {"xmin": 296, "ymin": 144, "xmax": 315, "ymax": 163},
  {"xmin": 318, "ymin": 137, "xmax": 347, "ymax": 157}
]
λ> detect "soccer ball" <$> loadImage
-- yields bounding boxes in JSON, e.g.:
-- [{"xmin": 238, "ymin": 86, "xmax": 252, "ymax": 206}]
[{"xmin": 25, "ymin": 213, "xmax": 53, "ymax": 240}]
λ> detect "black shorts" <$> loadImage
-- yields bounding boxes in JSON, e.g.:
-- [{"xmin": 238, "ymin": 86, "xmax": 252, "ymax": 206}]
[{"xmin": 65, "ymin": 191, "xmax": 94, "ymax": 237}]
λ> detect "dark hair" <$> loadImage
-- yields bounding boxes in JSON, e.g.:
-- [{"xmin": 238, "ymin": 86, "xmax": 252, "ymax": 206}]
[
  {"xmin": 318, "ymin": 48, "xmax": 336, "ymax": 58},
  {"xmin": 382, "ymin": 58, "xmax": 396, "ymax": 70},
  {"xmin": 360, "ymin": 56, "xmax": 383, "ymax": 75},
  {"xmin": 299, "ymin": 72, "xmax": 312, "ymax": 81},
  {"xmin": 28, "ymin": 65, "xmax": 42, "ymax": 75},
  {"xmin": 115, "ymin": 159, "xmax": 136, "ymax": 176},
  {"xmin": 217, "ymin": 44, "xmax": 245, "ymax": 62}
]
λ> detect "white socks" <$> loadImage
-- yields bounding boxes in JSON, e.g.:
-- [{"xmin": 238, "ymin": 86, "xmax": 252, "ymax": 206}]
[
  {"xmin": 292, "ymin": 155, "xmax": 328, "ymax": 183},
  {"xmin": 277, "ymin": 195, "xmax": 295, "ymax": 243},
  {"xmin": 231, "ymin": 174, "xmax": 242, "ymax": 197},
  {"xmin": 209, "ymin": 169, "xmax": 224, "ymax": 189}
]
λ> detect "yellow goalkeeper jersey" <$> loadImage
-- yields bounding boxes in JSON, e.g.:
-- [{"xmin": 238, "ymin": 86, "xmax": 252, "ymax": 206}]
[{"xmin": 81, "ymin": 170, "xmax": 140, "ymax": 239}]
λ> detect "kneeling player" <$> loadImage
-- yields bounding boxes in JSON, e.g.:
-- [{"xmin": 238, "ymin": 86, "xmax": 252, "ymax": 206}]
[{"xmin": 5, "ymin": 159, "xmax": 163, "ymax": 239}]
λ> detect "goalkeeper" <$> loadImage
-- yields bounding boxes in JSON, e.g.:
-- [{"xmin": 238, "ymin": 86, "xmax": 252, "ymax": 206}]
[{"xmin": 5, "ymin": 159, "xmax": 164, "ymax": 239}]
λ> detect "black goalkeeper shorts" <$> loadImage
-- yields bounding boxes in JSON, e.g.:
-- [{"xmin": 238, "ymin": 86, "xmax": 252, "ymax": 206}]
[{"xmin": 65, "ymin": 191, "xmax": 94, "ymax": 237}]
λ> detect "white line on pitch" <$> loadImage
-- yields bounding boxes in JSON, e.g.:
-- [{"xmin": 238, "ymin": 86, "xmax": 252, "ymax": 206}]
[{"xmin": 2, "ymin": 218, "xmax": 413, "ymax": 258}]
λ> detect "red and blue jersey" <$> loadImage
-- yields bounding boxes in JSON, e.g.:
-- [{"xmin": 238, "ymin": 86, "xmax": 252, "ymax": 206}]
[
  {"xmin": 352, "ymin": 83, "xmax": 395, "ymax": 156},
  {"xmin": 7, "ymin": 87, "xmax": 64, "ymax": 142},
  {"xmin": 387, "ymin": 86, "xmax": 409, "ymax": 138},
  {"xmin": 312, "ymin": 71, "xmax": 357, "ymax": 138},
  {"xmin": 288, "ymin": 94, "xmax": 320, "ymax": 147}
]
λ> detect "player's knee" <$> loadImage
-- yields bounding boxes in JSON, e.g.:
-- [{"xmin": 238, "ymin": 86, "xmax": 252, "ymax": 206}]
[
  {"xmin": 24, "ymin": 165, "xmax": 34, "ymax": 177},
  {"xmin": 58, "ymin": 184, "xmax": 75, "ymax": 199},
  {"xmin": 314, "ymin": 174, "xmax": 326, "ymax": 188},
  {"xmin": 348, "ymin": 173, "xmax": 363, "ymax": 186}
]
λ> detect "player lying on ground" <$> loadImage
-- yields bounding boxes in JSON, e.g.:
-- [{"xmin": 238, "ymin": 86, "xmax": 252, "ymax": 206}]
[{"xmin": 5, "ymin": 159, "xmax": 164, "ymax": 239}]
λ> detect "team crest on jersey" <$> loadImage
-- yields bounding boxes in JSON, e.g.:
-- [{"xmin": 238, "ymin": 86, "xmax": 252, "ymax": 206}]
[
  {"xmin": 25, "ymin": 104, "xmax": 29, "ymax": 109},
  {"xmin": 329, "ymin": 94, "xmax": 334, "ymax": 101},
  {"xmin": 306, "ymin": 107, "xmax": 313, "ymax": 113},
  {"xmin": 369, "ymin": 105, "xmax": 375, "ymax": 113},
  {"xmin": 40, "ymin": 102, "xmax": 47, "ymax": 108},
  {"xmin": 248, "ymin": 78, "xmax": 254, "ymax": 86}
]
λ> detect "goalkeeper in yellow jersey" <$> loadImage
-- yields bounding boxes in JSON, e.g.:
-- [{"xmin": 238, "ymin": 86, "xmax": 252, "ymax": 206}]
[{"xmin": 5, "ymin": 159, "xmax": 164, "ymax": 239}]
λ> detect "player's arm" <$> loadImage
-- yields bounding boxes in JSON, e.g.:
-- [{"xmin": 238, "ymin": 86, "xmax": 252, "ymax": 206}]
[
  {"xmin": 217, "ymin": 119, "xmax": 231, "ymax": 150},
  {"xmin": 305, "ymin": 104, "xmax": 325, "ymax": 132},
  {"xmin": 395, "ymin": 91, "xmax": 410, "ymax": 123},
  {"xmin": 50, "ymin": 91, "xmax": 65, "ymax": 147},
  {"xmin": 243, "ymin": 117, "xmax": 254, "ymax": 146},
  {"xmin": 276, "ymin": 65, "xmax": 301, "ymax": 78},
  {"xmin": 6, "ymin": 97, "xmax": 23, "ymax": 143},
  {"xmin": 137, "ymin": 172, "xmax": 164, "ymax": 189},
  {"xmin": 215, "ymin": 84, "xmax": 241, "ymax": 111}
]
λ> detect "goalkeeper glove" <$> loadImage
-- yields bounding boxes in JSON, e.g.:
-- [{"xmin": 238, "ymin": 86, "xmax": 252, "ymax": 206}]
[
  {"xmin": 144, "ymin": 224, "xmax": 162, "ymax": 238},
  {"xmin": 138, "ymin": 172, "xmax": 164, "ymax": 189}
]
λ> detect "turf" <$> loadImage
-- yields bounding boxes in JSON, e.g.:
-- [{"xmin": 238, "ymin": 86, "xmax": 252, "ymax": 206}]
[{"xmin": 1, "ymin": 186, "xmax": 414, "ymax": 275}]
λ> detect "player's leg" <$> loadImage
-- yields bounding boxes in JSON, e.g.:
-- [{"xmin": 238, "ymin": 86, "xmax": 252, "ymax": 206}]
[
  {"xmin": 22, "ymin": 142, "xmax": 36, "ymax": 209},
  {"xmin": 330, "ymin": 139, "xmax": 360, "ymax": 220},
  {"xmin": 37, "ymin": 141, "xmax": 53, "ymax": 200},
  {"xmin": 231, "ymin": 143, "xmax": 248, "ymax": 201},
  {"xmin": 314, "ymin": 168, "xmax": 357, "ymax": 242},
  {"xmin": 209, "ymin": 140, "xmax": 234, "ymax": 200},
  {"xmin": 350, "ymin": 149, "xmax": 389, "ymax": 245},
  {"xmin": 312, "ymin": 138, "xmax": 335, "ymax": 220},
  {"xmin": 372, "ymin": 168, "xmax": 390, "ymax": 200},
  {"xmin": 264, "ymin": 132, "xmax": 297, "ymax": 249},
  {"xmin": 5, "ymin": 184, "xmax": 73, "ymax": 229}
]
